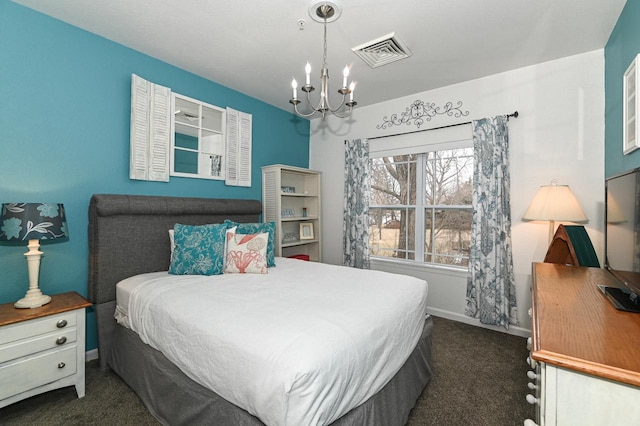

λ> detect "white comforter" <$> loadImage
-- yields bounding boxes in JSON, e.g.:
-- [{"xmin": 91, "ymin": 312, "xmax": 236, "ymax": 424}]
[{"xmin": 119, "ymin": 258, "xmax": 428, "ymax": 426}]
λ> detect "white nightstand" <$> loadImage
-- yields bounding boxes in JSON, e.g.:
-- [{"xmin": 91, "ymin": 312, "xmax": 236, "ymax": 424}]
[{"xmin": 0, "ymin": 292, "xmax": 91, "ymax": 409}]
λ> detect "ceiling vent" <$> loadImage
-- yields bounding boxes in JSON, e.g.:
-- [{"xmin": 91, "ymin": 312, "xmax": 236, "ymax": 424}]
[{"xmin": 351, "ymin": 32, "xmax": 412, "ymax": 68}]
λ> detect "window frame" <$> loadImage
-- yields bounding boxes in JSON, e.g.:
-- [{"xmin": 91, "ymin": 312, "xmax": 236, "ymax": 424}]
[
  {"xmin": 170, "ymin": 92, "xmax": 227, "ymax": 181},
  {"xmin": 369, "ymin": 139, "xmax": 473, "ymax": 270},
  {"xmin": 129, "ymin": 74, "xmax": 252, "ymax": 187}
]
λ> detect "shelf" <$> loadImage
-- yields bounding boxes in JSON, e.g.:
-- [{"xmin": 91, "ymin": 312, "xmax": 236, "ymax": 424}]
[
  {"xmin": 282, "ymin": 239, "xmax": 319, "ymax": 248},
  {"xmin": 281, "ymin": 192, "xmax": 317, "ymax": 197},
  {"xmin": 281, "ymin": 216, "xmax": 318, "ymax": 221}
]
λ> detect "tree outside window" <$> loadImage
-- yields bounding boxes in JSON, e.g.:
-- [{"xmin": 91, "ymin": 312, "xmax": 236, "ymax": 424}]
[{"xmin": 369, "ymin": 147, "xmax": 473, "ymax": 268}]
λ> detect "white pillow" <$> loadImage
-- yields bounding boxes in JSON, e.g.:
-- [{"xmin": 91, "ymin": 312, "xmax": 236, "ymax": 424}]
[{"xmin": 224, "ymin": 231, "xmax": 269, "ymax": 274}]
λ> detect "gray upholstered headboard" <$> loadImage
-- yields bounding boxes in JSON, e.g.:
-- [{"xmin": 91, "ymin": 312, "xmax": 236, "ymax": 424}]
[{"xmin": 88, "ymin": 194, "xmax": 262, "ymax": 368}]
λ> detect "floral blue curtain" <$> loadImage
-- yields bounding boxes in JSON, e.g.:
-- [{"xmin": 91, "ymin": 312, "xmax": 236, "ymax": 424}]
[
  {"xmin": 465, "ymin": 116, "xmax": 518, "ymax": 328},
  {"xmin": 343, "ymin": 139, "xmax": 371, "ymax": 269}
]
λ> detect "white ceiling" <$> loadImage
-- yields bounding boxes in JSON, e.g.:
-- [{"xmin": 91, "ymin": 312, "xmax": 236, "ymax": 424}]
[{"xmin": 13, "ymin": 0, "xmax": 627, "ymax": 116}]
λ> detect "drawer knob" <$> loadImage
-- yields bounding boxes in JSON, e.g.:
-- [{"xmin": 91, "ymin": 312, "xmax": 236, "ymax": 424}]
[
  {"xmin": 56, "ymin": 319, "xmax": 68, "ymax": 328},
  {"xmin": 527, "ymin": 370, "xmax": 539, "ymax": 380},
  {"xmin": 56, "ymin": 336, "xmax": 67, "ymax": 345},
  {"xmin": 524, "ymin": 419, "xmax": 539, "ymax": 426},
  {"xmin": 527, "ymin": 382, "xmax": 537, "ymax": 390},
  {"xmin": 58, "ymin": 362, "xmax": 66, "ymax": 369},
  {"xmin": 526, "ymin": 394, "xmax": 538, "ymax": 405}
]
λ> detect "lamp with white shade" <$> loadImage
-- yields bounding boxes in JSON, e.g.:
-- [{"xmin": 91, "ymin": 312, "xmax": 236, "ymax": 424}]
[
  {"xmin": 0, "ymin": 203, "xmax": 68, "ymax": 308},
  {"xmin": 522, "ymin": 181, "xmax": 588, "ymax": 244}
]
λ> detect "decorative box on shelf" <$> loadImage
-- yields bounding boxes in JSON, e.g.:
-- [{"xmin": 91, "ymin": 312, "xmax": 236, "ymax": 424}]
[
  {"xmin": 288, "ymin": 254, "xmax": 310, "ymax": 261},
  {"xmin": 282, "ymin": 232, "xmax": 298, "ymax": 244}
]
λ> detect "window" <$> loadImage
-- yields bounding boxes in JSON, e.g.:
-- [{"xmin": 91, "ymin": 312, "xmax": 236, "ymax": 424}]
[
  {"xmin": 130, "ymin": 74, "xmax": 251, "ymax": 186},
  {"xmin": 369, "ymin": 146, "xmax": 473, "ymax": 268},
  {"xmin": 172, "ymin": 93, "xmax": 226, "ymax": 180}
]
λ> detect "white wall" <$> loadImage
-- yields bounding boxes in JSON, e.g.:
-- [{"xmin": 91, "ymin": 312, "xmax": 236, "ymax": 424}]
[{"xmin": 309, "ymin": 49, "xmax": 605, "ymax": 336}]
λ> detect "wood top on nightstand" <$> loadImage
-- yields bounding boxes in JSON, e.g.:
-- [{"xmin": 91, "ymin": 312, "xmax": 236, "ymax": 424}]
[{"xmin": 0, "ymin": 292, "xmax": 91, "ymax": 328}]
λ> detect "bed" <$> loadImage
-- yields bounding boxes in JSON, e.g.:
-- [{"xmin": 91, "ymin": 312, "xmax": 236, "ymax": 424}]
[{"xmin": 88, "ymin": 194, "xmax": 433, "ymax": 426}]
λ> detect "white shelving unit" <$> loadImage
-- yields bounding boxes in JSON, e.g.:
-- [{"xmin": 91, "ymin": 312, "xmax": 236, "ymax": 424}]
[{"xmin": 262, "ymin": 164, "xmax": 322, "ymax": 262}]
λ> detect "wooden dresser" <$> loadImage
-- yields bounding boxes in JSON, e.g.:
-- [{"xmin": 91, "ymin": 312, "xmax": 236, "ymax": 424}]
[
  {"xmin": 0, "ymin": 292, "xmax": 91, "ymax": 409},
  {"xmin": 526, "ymin": 262, "xmax": 640, "ymax": 425}
]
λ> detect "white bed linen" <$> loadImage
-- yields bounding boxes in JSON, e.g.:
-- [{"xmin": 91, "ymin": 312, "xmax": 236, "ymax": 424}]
[
  {"xmin": 114, "ymin": 272, "xmax": 153, "ymax": 328},
  {"xmin": 117, "ymin": 257, "xmax": 428, "ymax": 426}
]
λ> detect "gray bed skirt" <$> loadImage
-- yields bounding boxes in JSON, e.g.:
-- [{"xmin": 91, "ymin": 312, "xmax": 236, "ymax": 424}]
[{"xmin": 109, "ymin": 316, "xmax": 433, "ymax": 426}]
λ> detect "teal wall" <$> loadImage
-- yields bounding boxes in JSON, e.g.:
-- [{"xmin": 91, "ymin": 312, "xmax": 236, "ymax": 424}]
[
  {"xmin": 0, "ymin": 1, "xmax": 310, "ymax": 350},
  {"xmin": 605, "ymin": 0, "xmax": 640, "ymax": 177}
]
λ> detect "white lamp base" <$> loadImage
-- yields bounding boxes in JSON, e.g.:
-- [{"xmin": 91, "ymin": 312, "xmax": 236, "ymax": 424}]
[
  {"xmin": 14, "ymin": 239, "xmax": 51, "ymax": 309},
  {"xmin": 14, "ymin": 290, "xmax": 51, "ymax": 309}
]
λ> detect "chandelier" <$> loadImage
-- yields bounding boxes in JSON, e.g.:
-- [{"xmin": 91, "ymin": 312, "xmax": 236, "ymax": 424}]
[{"xmin": 289, "ymin": 2, "xmax": 357, "ymax": 119}]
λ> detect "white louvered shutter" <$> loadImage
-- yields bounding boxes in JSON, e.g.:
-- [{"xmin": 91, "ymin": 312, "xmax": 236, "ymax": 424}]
[
  {"xmin": 238, "ymin": 112, "xmax": 252, "ymax": 187},
  {"xmin": 225, "ymin": 108, "xmax": 239, "ymax": 186},
  {"xmin": 226, "ymin": 108, "xmax": 252, "ymax": 187},
  {"xmin": 129, "ymin": 74, "xmax": 170, "ymax": 182},
  {"xmin": 148, "ymin": 83, "xmax": 170, "ymax": 181},
  {"xmin": 130, "ymin": 75, "xmax": 150, "ymax": 180}
]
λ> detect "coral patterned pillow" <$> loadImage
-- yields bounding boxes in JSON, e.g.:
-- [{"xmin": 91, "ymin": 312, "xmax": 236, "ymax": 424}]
[
  {"xmin": 224, "ymin": 232, "xmax": 268, "ymax": 274},
  {"xmin": 224, "ymin": 220, "xmax": 276, "ymax": 267}
]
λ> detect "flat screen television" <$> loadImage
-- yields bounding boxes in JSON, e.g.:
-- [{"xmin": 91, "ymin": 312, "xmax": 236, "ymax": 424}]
[{"xmin": 604, "ymin": 167, "xmax": 640, "ymax": 312}]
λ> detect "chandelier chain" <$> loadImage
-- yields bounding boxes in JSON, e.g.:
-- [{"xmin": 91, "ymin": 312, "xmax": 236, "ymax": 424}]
[{"xmin": 322, "ymin": 15, "xmax": 328, "ymax": 70}]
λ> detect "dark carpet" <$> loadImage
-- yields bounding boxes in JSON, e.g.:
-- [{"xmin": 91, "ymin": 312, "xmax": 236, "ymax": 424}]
[{"xmin": 0, "ymin": 316, "xmax": 534, "ymax": 425}]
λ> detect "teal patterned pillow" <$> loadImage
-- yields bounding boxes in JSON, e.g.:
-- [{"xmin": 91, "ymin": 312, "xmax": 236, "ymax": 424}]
[
  {"xmin": 169, "ymin": 223, "xmax": 228, "ymax": 275},
  {"xmin": 224, "ymin": 220, "xmax": 276, "ymax": 267}
]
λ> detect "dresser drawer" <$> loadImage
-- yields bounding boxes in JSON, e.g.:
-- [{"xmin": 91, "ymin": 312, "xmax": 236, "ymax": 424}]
[
  {"xmin": 0, "ymin": 311, "xmax": 77, "ymax": 345},
  {"xmin": 0, "ymin": 327, "xmax": 77, "ymax": 363},
  {"xmin": 0, "ymin": 345, "xmax": 77, "ymax": 400}
]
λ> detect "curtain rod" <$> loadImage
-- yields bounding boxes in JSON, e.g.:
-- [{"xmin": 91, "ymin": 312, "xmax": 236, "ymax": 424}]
[{"xmin": 364, "ymin": 111, "xmax": 519, "ymax": 141}]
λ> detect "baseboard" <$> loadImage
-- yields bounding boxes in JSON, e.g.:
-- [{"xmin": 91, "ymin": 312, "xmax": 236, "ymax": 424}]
[
  {"xmin": 85, "ymin": 348, "xmax": 99, "ymax": 362},
  {"xmin": 427, "ymin": 307, "xmax": 531, "ymax": 338}
]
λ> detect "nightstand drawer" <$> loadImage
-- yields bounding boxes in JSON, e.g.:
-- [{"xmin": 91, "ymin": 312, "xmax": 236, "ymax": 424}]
[
  {"xmin": 0, "ymin": 311, "xmax": 77, "ymax": 345},
  {"xmin": 0, "ymin": 345, "xmax": 77, "ymax": 400},
  {"xmin": 0, "ymin": 327, "xmax": 77, "ymax": 363}
]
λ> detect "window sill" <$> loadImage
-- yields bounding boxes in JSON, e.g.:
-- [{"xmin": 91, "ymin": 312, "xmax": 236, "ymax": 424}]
[{"xmin": 370, "ymin": 256, "xmax": 468, "ymax": 278}]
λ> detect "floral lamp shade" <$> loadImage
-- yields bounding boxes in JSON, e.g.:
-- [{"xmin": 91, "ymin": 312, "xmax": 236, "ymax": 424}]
[
  {"xmin": 0, "ymin": 203, "xmax": 68, "ymax": 309},
  {"xmin": 0, "ymin": 203, "xmax": 68, "ymax": 242}
]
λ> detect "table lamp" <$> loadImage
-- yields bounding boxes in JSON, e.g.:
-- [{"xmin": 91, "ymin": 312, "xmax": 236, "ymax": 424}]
[
  {"xmin": 0, "ymin": 203, "xmax": 68, "ymax": 308},
  {"xmin": 522, "ymin": 181, "xmax": 587, "ymax": 244}
]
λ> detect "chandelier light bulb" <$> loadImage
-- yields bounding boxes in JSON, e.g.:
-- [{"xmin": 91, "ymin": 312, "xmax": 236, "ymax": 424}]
[
  {"xmin": 305, "ymin": 62, "xmax": 311, "ymax": 86},
  {"xmin": 342, "ymin": 66, "xmax": 349, "ymax": 88},
  {"xmin": 291, "ymin": 79, "xmax": 298, "ymax": 99},
  {"xmin": 349, "ymin": 81, "xmax": 355, "ymax": 101}
]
